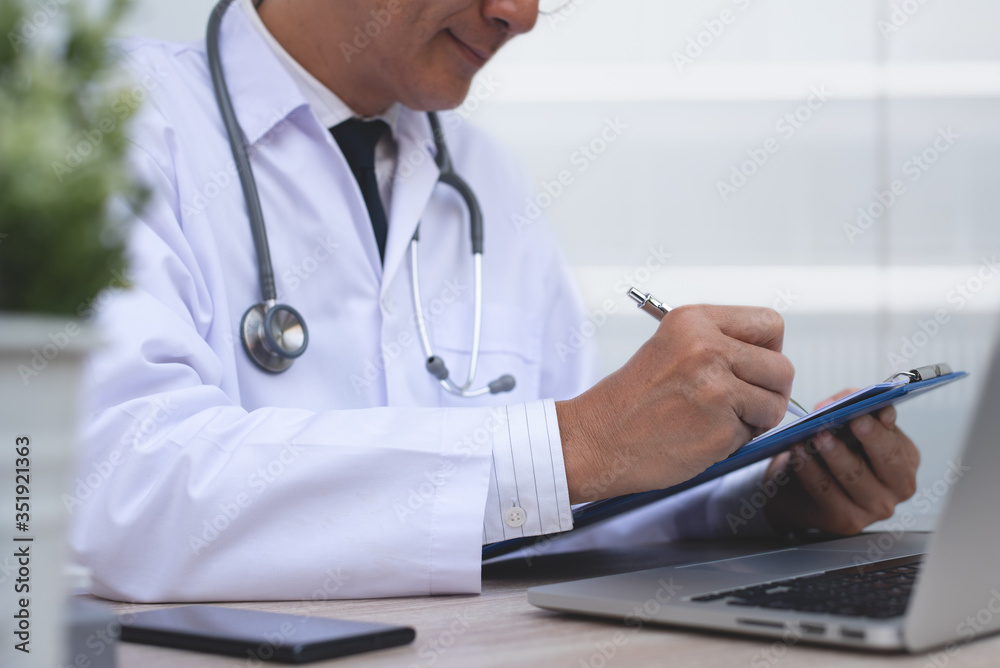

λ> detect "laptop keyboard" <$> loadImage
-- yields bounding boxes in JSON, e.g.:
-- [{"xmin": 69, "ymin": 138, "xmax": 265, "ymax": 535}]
[{"xmin": 690, "ymin": 556, "xmax": 923, "ymax": 619}]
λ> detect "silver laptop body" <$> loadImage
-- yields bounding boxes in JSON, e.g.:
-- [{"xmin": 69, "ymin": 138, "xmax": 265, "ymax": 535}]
[{"xmin": 528, "ymin": 338, "xmax": 1000, "ymax": 652}]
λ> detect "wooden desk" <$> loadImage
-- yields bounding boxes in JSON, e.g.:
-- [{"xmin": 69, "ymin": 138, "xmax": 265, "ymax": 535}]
[{"xmin": 96, "ymin": 534, "xmax": 1000, "ymax": 667}]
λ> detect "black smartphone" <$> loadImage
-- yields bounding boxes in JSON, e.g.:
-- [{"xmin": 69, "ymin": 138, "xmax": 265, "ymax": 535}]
[{"xmin": 118, "ymin": 605, "xmax": 415, "ymax": 664}]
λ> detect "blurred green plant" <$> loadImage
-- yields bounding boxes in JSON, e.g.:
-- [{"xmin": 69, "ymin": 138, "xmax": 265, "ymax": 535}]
[{"xmin": 0, "ymin": 0, "xmax": 146, "ymax": 315}]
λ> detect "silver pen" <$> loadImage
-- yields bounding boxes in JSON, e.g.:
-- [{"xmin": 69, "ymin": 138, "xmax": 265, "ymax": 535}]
[{"xmin": 627, "ymin": 288, "xmax": 809, "ymax": 419}]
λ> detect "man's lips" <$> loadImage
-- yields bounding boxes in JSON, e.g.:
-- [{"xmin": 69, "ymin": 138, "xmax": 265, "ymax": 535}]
[{"xmin": 447, "ymin": 30, "xmax": 491, "ymax": 67}]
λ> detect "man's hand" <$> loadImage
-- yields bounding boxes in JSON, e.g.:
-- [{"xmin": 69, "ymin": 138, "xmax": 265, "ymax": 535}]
[
  {"xmin": 761, "ymin": 390, "xmax": 920, "ymax": 535},
  {"xmin": 557, "ymin": 304, "xmax": 794, "ymax": 504}
]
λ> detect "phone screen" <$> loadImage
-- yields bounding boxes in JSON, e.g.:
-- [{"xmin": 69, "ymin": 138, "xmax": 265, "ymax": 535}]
[{"xmin": 119, "ymin": 605, "xmax": 415, "ymax": 664}]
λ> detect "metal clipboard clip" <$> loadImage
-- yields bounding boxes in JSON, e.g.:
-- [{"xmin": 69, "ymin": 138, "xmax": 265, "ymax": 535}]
[{"xmin": 884, "ymin": 363, "xmax": 953, "ymax": 384}]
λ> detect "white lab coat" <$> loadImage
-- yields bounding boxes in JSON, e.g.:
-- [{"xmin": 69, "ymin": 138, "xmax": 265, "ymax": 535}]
[{"xmin": 69, "ymin": 6, "xmax": 769, "ymax": 603}]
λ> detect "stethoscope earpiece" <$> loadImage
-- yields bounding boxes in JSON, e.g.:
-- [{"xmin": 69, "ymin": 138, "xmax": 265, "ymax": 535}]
[
  {"xmin": 241, "ymin": 302, "xmax": 309, "ymax": 373},
  {"xmin": 424, "ymin": 356, "xmax": 516, "ymax": 396},
  {"xmin": 488, "ymin": 375, "xmax": 516, "ymax": 394},
  {"xmin": 425, "ymin": 356, "xmax": 449, "ymax": 381}
]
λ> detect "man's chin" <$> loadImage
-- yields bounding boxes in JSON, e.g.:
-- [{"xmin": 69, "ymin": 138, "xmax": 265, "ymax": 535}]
[{"xmin": 401, "ymin": 78, "xmax": 475, "ymax": 113}]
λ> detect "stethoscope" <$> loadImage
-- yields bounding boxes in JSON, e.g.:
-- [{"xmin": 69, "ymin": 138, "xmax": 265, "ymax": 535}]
[{"xmin": 206, "ymin": 0, "xmax": 515, "ymax": 397}]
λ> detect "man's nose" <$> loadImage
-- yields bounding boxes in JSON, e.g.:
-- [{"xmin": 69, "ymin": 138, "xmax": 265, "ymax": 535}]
[{"xmin": 483, "ymin": 0, "xmax": 539, "ymax": 36}]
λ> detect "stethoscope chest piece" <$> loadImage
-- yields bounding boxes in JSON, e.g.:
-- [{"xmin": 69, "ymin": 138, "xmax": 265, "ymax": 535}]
[{"xmin": 241, "ymin": 301, "xmax": 309, "ymax": 373}]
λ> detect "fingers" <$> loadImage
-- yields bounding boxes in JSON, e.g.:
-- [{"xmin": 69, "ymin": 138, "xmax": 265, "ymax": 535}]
[
  {"xmin": 661, "ymin": 306, "xmax": 794, "ymax": 431},
  {"xmin": 782, "ymin": 409, "xmax": 919, "ymax": 535},
  {"xmin": 850, "ymin": 407, "xmax": 919, "ymax": 500},
  {"xmin": 731, "ymin": 379, "xmax": 790, "ymax": 432},
  {"xmin": 727, "ymin": 339, "xmax": 795, "ymax": 398},
  {"xmin": 788, "ymin": 441, "xmax": 871, "ymax": 535},
  {"xmin": 709, "ymin": 305, "xmax": 786, "ymax": 352},
  {"xmin": 813, "ymin": 430, "xmax": 896, "ymax": 520}
]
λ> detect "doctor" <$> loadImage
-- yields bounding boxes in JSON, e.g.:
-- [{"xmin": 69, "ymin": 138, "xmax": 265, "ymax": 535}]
[{"xmin": 71, "ymin": 0, "xmax": 919, "ymax": 602}]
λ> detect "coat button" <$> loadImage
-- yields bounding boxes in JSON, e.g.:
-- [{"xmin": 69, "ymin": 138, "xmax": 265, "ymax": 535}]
[{"xmin": 504, "ymin": 507, "xmax": 527, "ymax": 528}]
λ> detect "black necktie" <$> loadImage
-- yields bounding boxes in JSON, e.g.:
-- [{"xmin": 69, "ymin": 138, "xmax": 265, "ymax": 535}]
[{"xmin": 330, "ymin": 118, "xmax": 389, "ymax": 262}]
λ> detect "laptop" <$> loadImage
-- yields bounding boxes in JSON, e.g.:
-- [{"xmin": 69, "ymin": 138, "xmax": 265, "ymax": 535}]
[{"xmin": 528, "ymin": 336, "xmax": 1000, "ymax": 652}]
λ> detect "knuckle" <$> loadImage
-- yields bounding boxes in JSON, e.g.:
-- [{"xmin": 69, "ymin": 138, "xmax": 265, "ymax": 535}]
[
  {"xmin": 832, "ymin": 514, "xmax": 866, "ymax": 536},
  {"xmin": 686, "ymin": 352, "xmax": 726, "ymax": 393},
  {"xmin": 669, "ymin": 304, "xmax": 703, "ymax": 330},
  {"xmin": 700, "ymin": 377, "xmax": 731, "ymax": 409},
  {"xmin": 882, "ymin": 441, "xmax": 905, "ymax": 465},
  {"xmin": 767, "ymin": 397, "xmax": 787, "ymax": 428},
  {"xmin": 814, "ymin": 475, "xmax": 835, "ymax": 496},
  {"xmin": 687, "ymin": 337, "xmax": 718, "ymax": 366},
  {"xmin": 865, "ymin": 436, "xmax": 906, "ymax": 464},
  {"xmin": 877, "ymin": 500, "xmax": 896, "ymax": 520},
  {"xmin": 779, "ymin": 355, "xmax": 796, "ymax": 389},
  {"xmin": 841, "ymin": 462, "xmax": 866, "ymax": 485},
  {"xmin": 847, "ymin": 517, "xmax": 868, "ymax": 534},
  {"xmin": 757, "ymin": 307, "xmax": 784, "ymax": 339}
]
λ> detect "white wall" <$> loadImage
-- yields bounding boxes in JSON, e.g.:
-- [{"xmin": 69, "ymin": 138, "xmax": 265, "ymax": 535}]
[{"xmin": 119, "ymin": 0, "xmax": 1000, "ymax": 525}]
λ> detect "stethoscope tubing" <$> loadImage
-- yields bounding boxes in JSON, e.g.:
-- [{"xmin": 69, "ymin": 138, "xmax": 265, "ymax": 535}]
[
  {"xmin": 206, "ymin": 0, "xmax": 512, "ymax": 395},
  {"xmin": 207, "ymin": 0, "xmax": 277, "ymax": 304}
]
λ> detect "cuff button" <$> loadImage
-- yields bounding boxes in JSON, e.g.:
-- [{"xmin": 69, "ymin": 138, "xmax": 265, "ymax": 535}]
[{"xmin": 504, "ymin": 507, "xmax": 527, "ymax": 528}]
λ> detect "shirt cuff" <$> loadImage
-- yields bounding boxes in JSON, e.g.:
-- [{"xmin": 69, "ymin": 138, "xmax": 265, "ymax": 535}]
[
  {"xmin": 705, "ymin": 459, "xmax": 778, "ymax": 538},
  {"xmin": 482, "ymin": 400, "xmax": 574, "ymax": 544}
]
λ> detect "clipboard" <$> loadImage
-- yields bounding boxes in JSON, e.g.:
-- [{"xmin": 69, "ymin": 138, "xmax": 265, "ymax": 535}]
[{"xmin": 482, "ymin": 363, "xmax": 967, "ymax": 560}]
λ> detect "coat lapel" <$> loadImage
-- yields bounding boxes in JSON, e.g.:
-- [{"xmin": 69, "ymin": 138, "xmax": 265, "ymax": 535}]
[{"xmin": 380, "ymin": 110, "xmax": 440, "ymax": 296}]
